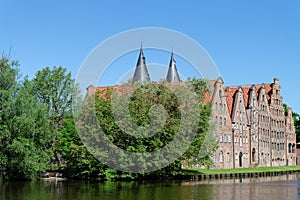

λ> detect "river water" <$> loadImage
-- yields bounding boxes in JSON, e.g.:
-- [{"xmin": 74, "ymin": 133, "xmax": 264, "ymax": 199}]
[{"xmin": 1, "ymin": 174, "xmax": 300, "ymax": 200}]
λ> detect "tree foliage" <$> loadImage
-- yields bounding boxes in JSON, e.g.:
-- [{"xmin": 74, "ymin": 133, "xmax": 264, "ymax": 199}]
[
  {"xmin": 292, "ymin": 112, "xmax": 300, "ymax": 143},
  {"xmin": 0, "ymin": 55, "xmax": 215, "ymax": 179},
  {"xmin": 32, "ymin": 66, "xmax": 74, "ymax": 128},
  {"xmin": 0, "ymin": 57, "xmax": 52, "ymax": 179},
  {"xmin": 74, "ymin": 78, "xmax": 215, "ymax": 177},
  {"xmin": 32, "ymin": 66, "xmax": 75, "ymax": 167}
]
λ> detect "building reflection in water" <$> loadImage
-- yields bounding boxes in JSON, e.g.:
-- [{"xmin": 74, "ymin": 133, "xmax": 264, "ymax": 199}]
[{"xmin": 181, "ymin": 174, "xmax": 299, "ymax": 200}]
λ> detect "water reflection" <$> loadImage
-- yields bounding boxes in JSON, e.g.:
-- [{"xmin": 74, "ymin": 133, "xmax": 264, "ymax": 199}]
[{"xmin": 1, "ymin": 174, "xmax": 300, "ymax": 200}]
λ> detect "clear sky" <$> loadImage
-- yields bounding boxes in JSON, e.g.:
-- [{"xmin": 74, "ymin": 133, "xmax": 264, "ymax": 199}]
[{"xmin": 1, "ymin": 1, "xmax": 300, "ymax": 113}]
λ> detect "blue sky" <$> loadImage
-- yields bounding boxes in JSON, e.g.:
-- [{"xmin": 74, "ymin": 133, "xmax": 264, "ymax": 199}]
[{"xmin": 1, "ymin": 1, "xmax": 300, "ymax": 113}]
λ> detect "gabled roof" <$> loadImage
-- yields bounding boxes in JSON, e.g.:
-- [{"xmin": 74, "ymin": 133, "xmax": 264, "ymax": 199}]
[
  {"xmin": 225, "ymin": 87, "xmax": 237, "ymax": 115},
  {"xmin": 224, "ymin": 83, "xmax": 273, "ymax": 114},
  {"xmin": 89, "ymin": 79, "xmax": 276, "ymax": 117}
]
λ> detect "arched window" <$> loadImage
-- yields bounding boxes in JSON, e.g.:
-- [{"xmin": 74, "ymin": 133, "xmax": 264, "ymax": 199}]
[
  {"xmin": 220, "ymin": 151, "xmax": 223, "ymax": 163},
  {"xmin": 252, "ymin": 148, "xmax": 256, "ymax": 163},
  {"xmin": 289, "ymin": 143, "xmax": 293, "ymax": 153},
  {"xmin": 227, "ymin": 153, "xmax": 230, "ymax": 163},
  {"xmin": 219, "ymin": 133, "xmax": 223, "ymax": 143},
  {"xmin": 224, "ymin": 134, "xmax": 227, "ymax": 143}
]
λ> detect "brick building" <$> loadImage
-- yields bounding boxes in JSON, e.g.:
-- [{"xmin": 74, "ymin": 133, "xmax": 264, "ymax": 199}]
[
  {"xmin": 88, "ymin": 47, "xmax": 296, "ymax": 168},
  {"xmin": 211, "ymin": 77, "xmax": 296, "ymax": 168}
]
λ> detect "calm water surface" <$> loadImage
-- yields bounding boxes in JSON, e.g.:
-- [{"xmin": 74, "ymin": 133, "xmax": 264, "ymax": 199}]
[{"xmin": 1, "ymin": 174, "xmax": 300, "ymax": 200}]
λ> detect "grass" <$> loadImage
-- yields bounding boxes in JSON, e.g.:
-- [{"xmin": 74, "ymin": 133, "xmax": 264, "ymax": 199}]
[{"xmin": 183, "ymin": 166, "xmax": 300, "ymax": 175}]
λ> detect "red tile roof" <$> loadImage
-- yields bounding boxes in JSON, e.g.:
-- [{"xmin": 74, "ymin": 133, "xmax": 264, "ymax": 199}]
[
  {"xmin": 89, "ymin": 80, "xmax": 274, "ymax": 116},
  {"xmin": 225, "ymin": 87, "xmax": 236, "ymax": 115},
  {"xmin": 224, "ymin": 83, "xmax": 273, "ymax": 114}
]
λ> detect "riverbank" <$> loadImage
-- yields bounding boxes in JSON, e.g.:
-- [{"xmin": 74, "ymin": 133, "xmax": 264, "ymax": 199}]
[
  {"xmin": 36, "ymin": 166, "xmax": 300, "ymax": 182},
  {"xmin": 183, "ymin": 165, "xmax": 300, "ymax": 175},
  {"xmin": 180, "ymin": 166, "xmax": 300, "ymax": 180}
]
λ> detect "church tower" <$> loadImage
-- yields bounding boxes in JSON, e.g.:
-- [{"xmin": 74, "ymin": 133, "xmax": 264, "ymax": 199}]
[
  {"xmin": 132, "ymin": 46, "xmax": 150, "ymax": 82},
  {"xmin": 166, "ymin": 51, "xmax": 181, "ymax": 82}
]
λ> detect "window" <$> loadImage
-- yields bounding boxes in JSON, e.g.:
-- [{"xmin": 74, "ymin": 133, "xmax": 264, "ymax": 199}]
[
  {"xmin": 220, "ymin": 151, "xmax": 223, "ymax": 163},
  {"xmin": 224, "ymin": 134, "xmax": 227, "ymax": 143},
  {"xmin": 219, "ymin": 133, "xmax": 223, "ymax": 143},
  {"xmin": 227, "ymin": 153, "xmax": 230, "ymax": 163},
  {"xmin": 224, "ymin": 118, "xmax": 226, "ymax": 126},
  {"xmin": 252, "ymin": 148, "xmax": 255, "ymax": 163},
  {"xmin": 240, "ymin": 136, "xmax": 243, "ymax": 148},
  {"xmin": 228, "ymin": 134, "xmax": 231, "ymax": 143},
  {"xmin": 213, "ymin": 151, "xmax": 216, "ymax": 163},
  {"xmin": 289, "ymin": 143, "xmax": 292, "ymax": 153},
  {"xmin": 219, "ymin": 117, "xmax": 222, "ymax": 128},
  {"xmin": 219, "ymin": 103, "xmax": 222, "ymax": 114},
  {"xmin": 239, "ymin": 100, "xmax": 243, "ymax": 110},
  {"xmin": 239, "ymin": 123, "xmax": 242, "ymax": 133}
]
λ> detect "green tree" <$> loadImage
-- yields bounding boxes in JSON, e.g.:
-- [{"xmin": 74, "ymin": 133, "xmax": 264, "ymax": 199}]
[
  {"xmin": 32, "ymin": 66, "xmax": 74, "ymax": 127},
  {"xmin": 32, "ymin": 66, "xmax": 75, "ymax": 166},
  {"xmin": 292, "ymin": 112, "xmax": 300, "ymax": 143},
  {"xmin": 57, "ymin": 119, "xmax": 106, "ymax": 178},
  {"xmin": 75, "ymin": 78, "xmax": 215, "ymax": 178},
  {"xmin": 0, "ymin": 56, "xmax": 52, "ymax": 179}
]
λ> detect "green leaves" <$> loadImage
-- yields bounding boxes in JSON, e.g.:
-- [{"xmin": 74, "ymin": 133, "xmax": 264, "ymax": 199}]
[
  {"xmin": 0, "ymin": 55, "xmax": 215, "ymax": 179},
  {"xmin": 32, "ymin": 66, "xmax": 74, "ymax": 128},
  {"xmin": 87, "ymin": 79, "xmax": 215, "ymax": 175},
  {"xmin": 0, "ymin": 57, "xmax": 52, "ymax": 179}
]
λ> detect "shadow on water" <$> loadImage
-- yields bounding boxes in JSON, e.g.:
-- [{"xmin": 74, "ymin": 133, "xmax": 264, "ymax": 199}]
[{"xmin": 1, "ymin": 174, "xmax": 300, "ymax": 200}]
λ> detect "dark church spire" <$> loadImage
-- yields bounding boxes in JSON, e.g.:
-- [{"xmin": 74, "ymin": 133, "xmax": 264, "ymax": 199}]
[
  {"xmin": 132, "ymin": 45, "xmax": 150, "ymax": 82},
  {"xmin": 166, "ymin": 51, "xmax": 181, "ymax": 82}
]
